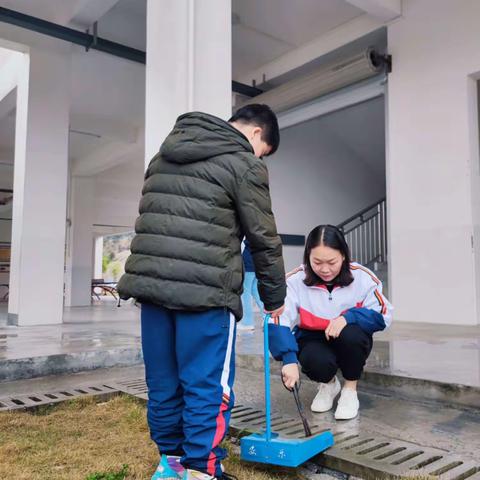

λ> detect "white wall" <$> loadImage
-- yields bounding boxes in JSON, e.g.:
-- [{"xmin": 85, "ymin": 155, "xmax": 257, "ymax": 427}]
[
  {"xmin": 70, "ymin": 46, "xmax": 145, "ymax": 127},
  {"xmin": 387, "ymin": 0, "xmax": 480, "ymax": 325},
  {"xmin": 65, "ymin": 176, "xmax": 95, "ymax": 307},
  {"xmin": 0, "ymin": 164, "xmax": 13, "ymax": 243},
  {"xmin": 0, "ymin": 164, "xmax": 13, "ymax": 189},
  {"xmin": 0, "ymin": 220, "xmax": 10, "ymax": 243},
  {"xmin": 93, "ymin": 158, "xmax": 145, "ymax": 230},
  {"xmin": 269, "ymin": 97, "xmax": 386, "ymax": 269}
]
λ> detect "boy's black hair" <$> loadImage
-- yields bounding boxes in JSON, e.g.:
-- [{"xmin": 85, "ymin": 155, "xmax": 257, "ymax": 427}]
[
  {"xmin": 303, "ymin": 224, "xmax": 354, "ymax": 287},
  {"xmin": 229, "ymin": 104, "xmax": 280, "ymax": 155}
]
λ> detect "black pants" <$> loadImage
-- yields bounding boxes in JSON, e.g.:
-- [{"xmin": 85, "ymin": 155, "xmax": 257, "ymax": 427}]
[{"xmin": 297, "ymin": 324, "xmax": 373, "ymax": 382}]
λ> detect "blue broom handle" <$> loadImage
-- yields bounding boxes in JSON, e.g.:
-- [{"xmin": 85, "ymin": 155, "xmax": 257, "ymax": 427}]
[{"xmin": 264, "ymin": 314, "xmax": 272, "ymax": 441}]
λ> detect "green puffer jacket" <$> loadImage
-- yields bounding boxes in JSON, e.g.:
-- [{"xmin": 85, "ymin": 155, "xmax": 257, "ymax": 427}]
[{"xmin": 117, "ymin": 112, "xmax": 286, "ymax": 319}]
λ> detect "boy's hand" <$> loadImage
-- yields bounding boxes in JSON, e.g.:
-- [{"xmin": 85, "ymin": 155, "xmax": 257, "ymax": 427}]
[
  {"xmin": 282, "ymin": 363, "xmax": 300, "ymax": 390},
  {"xmin": 325, "ymin": 316, "xmax": 347, "ymax": 340},
  {"xmin": 266, "ymin": 304, "xmax": 285, "ymax": 319}
]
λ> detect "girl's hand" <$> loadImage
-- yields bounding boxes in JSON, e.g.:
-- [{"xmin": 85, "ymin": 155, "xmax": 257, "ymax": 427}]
[
  {"xmin": 282, "ymin": 363, "xmax": 300, "ymax": 390},
  {"xmin": 325, "ymin": 316, "xmax": 347, "ymax": 340}
]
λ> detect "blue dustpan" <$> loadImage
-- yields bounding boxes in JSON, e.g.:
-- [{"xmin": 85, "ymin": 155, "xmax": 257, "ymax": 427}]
[{"xmin": 240, "ymin": 314, "xmax": 334, "ymax": 467}]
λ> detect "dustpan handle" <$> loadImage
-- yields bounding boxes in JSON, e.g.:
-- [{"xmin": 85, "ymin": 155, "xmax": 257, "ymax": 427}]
[
  {"xmin": 263, "ymin": 313, "xmax": 272, "ymax": 441},
  {"xmin": 293, "ymin": 384, "xmax": 313, "ymax": 437}
]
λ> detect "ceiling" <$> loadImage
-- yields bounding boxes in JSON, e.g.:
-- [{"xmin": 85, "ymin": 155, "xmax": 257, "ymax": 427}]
[
  {"xmin": 70, "ymin": 0, "xmax": 365, "ymax": 78},
  {"xmin": 0, "ymin": 0, "xmax": 386, "ymax": 178},
  {"xmin": 232, "ymin": 0, "xmax": 364, "ymax": 78},
  {"xmin": 86, "ymin": 0, "xmax": 146, "ymax": 51},
  {"xmin": 0, "ymin": 0, "xmax": 366, "ymax": 77}
]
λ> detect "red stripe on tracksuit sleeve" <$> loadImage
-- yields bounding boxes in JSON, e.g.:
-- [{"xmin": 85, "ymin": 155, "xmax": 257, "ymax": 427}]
[{"xmin": 374, "ymin": 290, "xmax": 387, "ymax": 314}]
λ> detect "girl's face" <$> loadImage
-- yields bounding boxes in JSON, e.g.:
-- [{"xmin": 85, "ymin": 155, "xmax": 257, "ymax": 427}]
[{"xmin": 309, "ymin": 244, "xmax": 344, "ymax": 283}]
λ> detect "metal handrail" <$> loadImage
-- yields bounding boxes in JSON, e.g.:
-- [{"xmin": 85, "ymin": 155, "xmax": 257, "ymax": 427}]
[
  {"xmin": 337, "ymin": 197, "xmax": 386, "ymax": 230},
  {"xmin": 337, "ymin": 198, "xmax": 387, "ymax": 266}
]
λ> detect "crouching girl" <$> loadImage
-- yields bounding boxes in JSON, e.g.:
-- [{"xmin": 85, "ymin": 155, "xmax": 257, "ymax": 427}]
[{"xmin": 270, "ymin": 224, "xmax": 392, "ymax": 420}]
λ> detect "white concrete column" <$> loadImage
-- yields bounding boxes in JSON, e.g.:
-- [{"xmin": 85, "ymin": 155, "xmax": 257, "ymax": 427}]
[
  {"xmin": 386, "ymin": 0, "xmax": 480, "ymax": 325},
  {"xmin": 145, "ymin": 0, "xmax": 232, "ymax": 164},
  {"xmin": 8, "ymin": 46, "xmax": 70, "ymax": 325},
  {"xmin": 94, "ymin": 236, "xmax": 104, "ymax": 280},
  {"xmin": 64, "ymin": 176, "xmax": 95, "ymax": 307}
]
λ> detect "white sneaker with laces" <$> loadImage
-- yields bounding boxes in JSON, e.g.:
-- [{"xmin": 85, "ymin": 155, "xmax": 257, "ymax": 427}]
[
  {"xmin": 310, "ymin": 376, "xmax": 341, "ymax": 412},
  {"xmin": 334, "ymin": 387, "xmax": 360, "ymax": 420}
]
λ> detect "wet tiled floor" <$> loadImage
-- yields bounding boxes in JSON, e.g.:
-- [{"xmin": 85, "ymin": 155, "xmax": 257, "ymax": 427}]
[
  {"xmin": 1, "ymin": 300, "xmax": 479, "ymax": 388},
  {"xmin": 0, "ymin": 299, "xmax": 141, "ymax": 359}
]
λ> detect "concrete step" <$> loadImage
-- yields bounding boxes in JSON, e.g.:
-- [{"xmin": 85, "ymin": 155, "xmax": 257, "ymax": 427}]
[
  {"xmin": 0, "ymin": 346, "xmax": 143, "ymax": 382},
  {"xmin": 2, "ymin": 346, "xmax": 479, "ymax": 411},
  {"xmin": 236, "ymin": 353, "xmax": 480, "ymax": 411}
]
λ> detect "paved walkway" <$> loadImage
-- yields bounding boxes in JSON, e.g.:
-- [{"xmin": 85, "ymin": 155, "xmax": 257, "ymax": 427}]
[
  {"xmin": 0, "ymin": 299, "xmax": 140, "ymax": 360},
  {"xmin": 1, "ymin": 300, "xmax": 479, "ymax": 388}
]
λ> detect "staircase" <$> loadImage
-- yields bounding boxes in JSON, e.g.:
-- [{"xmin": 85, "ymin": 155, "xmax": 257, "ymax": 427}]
[{"xmin": 337, "ymin": 198, "xmax": 388, "ymax": 295}]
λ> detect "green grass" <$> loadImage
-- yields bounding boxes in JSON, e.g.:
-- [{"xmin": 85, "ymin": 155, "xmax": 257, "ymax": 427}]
[
  {"xmin": 85, "ymin": 464, "xmax": 129, "ymax": 480},
  {"xmin": 0, "ymin": 394, "xmax": 297, "ymax": 480}
]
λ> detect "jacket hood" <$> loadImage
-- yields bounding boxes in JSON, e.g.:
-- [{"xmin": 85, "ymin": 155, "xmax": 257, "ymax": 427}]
[{"xmin": 160, "ymin": 112, "xmax": 254, "ymax": 164}]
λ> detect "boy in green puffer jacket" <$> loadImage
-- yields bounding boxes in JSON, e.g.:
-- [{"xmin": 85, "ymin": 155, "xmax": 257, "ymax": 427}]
[{"xmin": 118, "ymin": 105, "xmax": 287, "ymax": 480}]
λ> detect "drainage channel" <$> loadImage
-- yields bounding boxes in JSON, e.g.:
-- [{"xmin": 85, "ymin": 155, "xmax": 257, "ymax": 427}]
[
  {"xmin": 2, "ymin": 377, "xmax": 479, "ymax": 480},
  {"xmin": 228, "ymin": 404, "xmax": 480, "ymax": 480},
  {"xmin": 0, "ymin": 383, "xmax": 119, "ymax": 411}
]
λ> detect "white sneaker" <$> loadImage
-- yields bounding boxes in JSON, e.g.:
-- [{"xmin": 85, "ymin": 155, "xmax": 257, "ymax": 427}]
[
  {"xmin": 311, "ymin": 376, "xmax": 341, "ymax": 412},
  {"xmin": 334, "ymin": 387, "xmax": 360, "ymax": 420}
]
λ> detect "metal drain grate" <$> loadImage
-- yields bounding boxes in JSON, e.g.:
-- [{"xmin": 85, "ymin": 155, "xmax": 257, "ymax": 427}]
[
  {"xmin": 111, "ymin": 378, "xmax": 148, "ymax": 399},
  {"xmin": 0, "ymin": 383, "xmax": 118, "ymax": 411},
  {"xmin": 229, "ymin": 404, "xmax": 480, "ymax": 480},
  {"xmin": 324, "ymin": 432, "xmax": 480, "ymax": 480},
  {"xmin": 230, "ymin": 404, "xmax": 330, "ymax": 438}
]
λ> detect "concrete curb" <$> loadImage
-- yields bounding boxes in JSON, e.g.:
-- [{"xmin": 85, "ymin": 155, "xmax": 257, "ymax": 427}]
[
  {"xmin": 0, "ymin": 347, "xmax": 143, "ymax": 382},
  {"xmin": 2, "ymin": 349, "xmax": 479, "ymax": 411},
  {"xmin": 236, "ymin": 353, "xmax": 480, "ymax": 410}
]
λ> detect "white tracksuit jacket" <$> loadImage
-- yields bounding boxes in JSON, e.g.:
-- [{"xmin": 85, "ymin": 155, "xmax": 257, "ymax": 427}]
[{"xmin": 268, "ymin": 262, "xmax": 393, "ymax": 365}]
